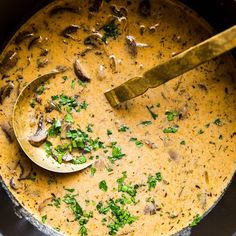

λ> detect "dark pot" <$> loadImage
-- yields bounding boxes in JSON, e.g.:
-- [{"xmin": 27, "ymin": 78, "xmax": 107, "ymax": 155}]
[{"xmin": 0, "ymin": 0, "xmax": 235, "ymax": 236}]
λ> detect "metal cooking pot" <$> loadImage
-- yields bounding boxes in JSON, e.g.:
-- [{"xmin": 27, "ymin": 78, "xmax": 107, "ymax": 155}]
[{"xmin": 0, "ymin": 0, "xmax": 235, "ymax": 235}]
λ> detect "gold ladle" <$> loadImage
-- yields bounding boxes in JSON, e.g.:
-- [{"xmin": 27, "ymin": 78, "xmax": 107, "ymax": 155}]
[
  {"xmin": 105, "ymin": 25, "xmax": 236, "ymax": 107},
  {"xmin": 13, "ymin": 25, "xmax": 236, "ymax": 173}
]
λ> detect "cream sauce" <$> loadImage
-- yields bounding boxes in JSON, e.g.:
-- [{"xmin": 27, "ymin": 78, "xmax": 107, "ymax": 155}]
[{"xmin": 0, "ymin": 0, "xmax": 236, "ymax": 235}]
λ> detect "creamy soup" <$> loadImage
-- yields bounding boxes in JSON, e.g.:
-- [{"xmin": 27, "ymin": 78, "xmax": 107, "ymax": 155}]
[{"xmin": 0, "ymin": 0, "xmax": 236, "ymax": 235}]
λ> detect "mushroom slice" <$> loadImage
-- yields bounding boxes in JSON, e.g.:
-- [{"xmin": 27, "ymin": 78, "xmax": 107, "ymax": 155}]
[
  {"xmin": 109, "ymin": 55, "xmax": 117, "ymax": 73},
  {"xmin": 60, "ymin": 24, "xmax": 80, "ymax": 38},
  {"xmin": 0, "ymin": 50, "xmax": 18, "ymax": 74},
  {"xmin": 84, "ymin": 32, "xmax": 103, "ymax": 47},
  {"xmin": 73, "ymin": 59, "xmax": 91, "ymax": 82},
  {"xmin": 139, "ymin": 0, "xmax": 151, "ymax": 17},
  {"xmin": 144, "ymin": 201, "xmax": 156, "ymax": 215},
  {"xmin": 0, "ymin": 122, "xmax": 14, "ymax": 143},
  {"xmin": 28, "ymin": 36, "xmax": 43, "ymax": 50},
  {"xmin": 97, "ymin": 64, "xmax": 106, "ymax": 80},
  {"xmin": 28, "ymin": 115, "xmax": 47, "ymax": 147},
  {"xmin": 110, "ymin": 5, "xmax": 128, "ymax": 17},
  {"xmin": 14, "ymin": 30, "xmax": 34, "ymax": 45},
  {"xmin": 0, "ymin": 82, "xmax": 14, "ymax": 104},
  {"xmin": 63, "ymin": 153, "xmax": 73, "ymax": 162},
  {"xmin": 125, "ymin": 36, "xmax": 137, "ymax": 58}
]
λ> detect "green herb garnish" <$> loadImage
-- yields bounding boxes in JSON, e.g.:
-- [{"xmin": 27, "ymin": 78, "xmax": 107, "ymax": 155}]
[
  {"xmin": 64, "ymin": 113, "xmax": 74, "ymax": 123},
  {"xmin": 108, "ymin": 145, "xmax": 125, "ymax": 163},
  {"xmin": 213, "ymin": 118, "xmax": 222, "ymax": 126},
  {"xmin": 107, "ymin": 129, "xmax": 112, "ymax": 135},
  {"xmin": 146, "ymin": 105, "xmax": 158, "ymax": 120},
  {"xmin": 72, "ymin": 155, "xmax": 87, "ymax": 164},
  {"xmin": 90, "ymin": 167, "xmax": 96, "ymax": 176},
  {"xmin": 99, "ymin": 180, "xmax": 108, "ymax": 192},
  {"xmin": 118, "ymin": 124, "xmax": 129, "ymax": 132},
  {"xmin": 165, "ymin": 110, "xmax": 178, "ymax": 121},
  {"xmin": 48, "ymin": 119, "xmax": 62, "ymax": 136},
  {"xmin": 102, "ymin": 20, "xmax": 119, "ymax": 42},
  {"xmin": 147, "ymin": 172, "xmax": 162, "ymax": 191},
  {"xmin": 163, "ymin": 125, "xmax": 179, "ymax": 133},
  {"xmin": 180, "ymin": 140, "xmax": 186, "ymax": 145},
  {"xmin": 189, "ymin": 214, "xmax": 202, "ymax": 227},
  {"xmin": 41, "ymin": 215, "xmax": 47, "ymax": 224}
]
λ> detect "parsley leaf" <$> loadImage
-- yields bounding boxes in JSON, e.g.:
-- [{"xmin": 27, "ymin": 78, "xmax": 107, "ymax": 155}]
[
  {"xmin": 147, "ymin": 172, "xmax": 162, "ymax": 191},
  {"xmin": 99, "ymin": 180, "xmax": 108, "ymax": 192},
  {"xmin": 139, "ymin": 120, "xmax": 152, "ymax": 126},
  {"xmin": 163, "ymin": 125, "xmax": 179, "ymax": 133},
  {"xmin": 165, "ymin": 110, "xmax": 178, "ymax": 121},
  {"xmin": 118, "ymin": 124, "xmax": 129, "ymax": 132},
  {"xmin": 189, "ymin": 214, "xmax": 201, "ymax": 227}
]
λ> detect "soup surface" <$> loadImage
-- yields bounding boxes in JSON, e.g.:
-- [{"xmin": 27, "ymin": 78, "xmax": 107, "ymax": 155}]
[{"xmin": 0, "ymin": 0, "xmax": 236, "ymax": 235}]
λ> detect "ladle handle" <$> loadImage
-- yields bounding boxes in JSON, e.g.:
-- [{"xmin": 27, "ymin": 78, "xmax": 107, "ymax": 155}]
[{"xmin": 105, "ymin": 25, "xmax": 236, "ymax": 107}]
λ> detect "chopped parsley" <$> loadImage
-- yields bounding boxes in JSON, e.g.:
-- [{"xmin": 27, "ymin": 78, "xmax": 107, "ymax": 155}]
[
  {"xmin": 64, "ymin": 113, "xmax": 74, "ymax": 123},
  {"xmin": 163, "ymin": 125, "xmax": 179, "ymax": 133},
  {"xmin": 117, "ymin": 172, "xmax": 137, "ymax": 197},
  {"xmin": 86, "ymin": 124, "xmax": 93, "ymax": 133},
  {"xmin": 90, "ymin": 167, "xmax": 96, "ymax": 176},
  {"xmin": 147, "ymin": 172, "xmax": 162, "ymax": 191},
  {"xmin": 96, "ymin": 201, "xmax": 110, "ymax": 214},
  {"xmin": 63, "ymin": 194, "xmax": 92, "ymax": 236},
  {"xmin": 99, "ymin": 180, "xmax": 108, "ymax": 192},
  {"xmin": 213, "ymin": 118, "xmax": 222, "ymax": 126},
  {"xmin": 41, "ymin": 215, "xmax": 47, "ymax": 224},
  {"xmin": 48, "ymin": 119, "xmax": 62, "ymax": 137},
  {"xmin": 146, "ymin": 105, "xmax": 158, "ymax": 120},
  {"xmin": 64, "ymin": 188, "xmax": 75, "ymax": 193},
  {"xmin": 118, "ymin": 124, "xmax": 129, "ymax": 132},
  {"xmin": 52, "ymin": 197, "xmax": 61, "ymax": 208},
  {"xmin": 139, "ymin": 120, "xmax": 152, "ymax": 126},
  {"xmin": 129, "ymin": 137, "xmax": 143, "ymax": 148},
  {"xmin": 107, "ymin": 129, "xmax": 112, "ymax": 135},
  {"xmin": 189, "ymin": 214, "xmax": 202, "ymax": 227},
  {"xmin": 180, "ymin": 140, "xmax": 186, "ymax": 145},
  {"xmin": 165, "ymin": 110, "xmax": 178, "ymax": 121},
  {"xmin": 72, "ymin": 155, "xmax": 87, "ymax": 164},
  {"xmin": 108, "ymin": 145, "xmax": 125, "ymax": 163},
  {"xmin": 71, "ymin": 79, "xmax": 75, "ymax": 89},
  {"xmin": 102, "ymin": 20, "xmax": 119, "ymax": 43},
  {"xmin": 44, "ymin": 141, "xmax": 52, "ymax": 157},
  {"xmin": 198, "ymin": 129, "xmax": 204, "ymax": 134},
  {"xmin": 107, "ymin": 199, "xmax": 137, "ymax": 235}
]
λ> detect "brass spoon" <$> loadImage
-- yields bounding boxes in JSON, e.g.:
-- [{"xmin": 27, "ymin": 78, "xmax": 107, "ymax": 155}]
[
  {"xmin": 105, "ymin": 25, "xmax": 236, "ymax": 107},
  {"xmin": 13, "ymin": 67, "xmax": 93, "ymax": 173}
]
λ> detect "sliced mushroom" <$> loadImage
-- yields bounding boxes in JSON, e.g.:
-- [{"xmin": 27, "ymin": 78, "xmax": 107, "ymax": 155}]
[
  {"xmin": 178, "ymin": 104, "xmax": 188, "ymax": 120},
  {"xmin": 144, "ymin": 202, "xmax": 156, "ymax": 215},
  {"xmin": 110, "ymin": 5, "xmax": 128, "ymax": 17},
  {"xmin": 45, "ymin": 100, "xmax": 61, "ymax": 113},
  {"xmin": 84, "ymin": 32, "xmax": 103, "ymax": 47},
  {"xmin": 63, "ymin": 153, "xmax": 73, "ymax": 162},
  {"xmin": 60, "ymin": 24, "xmax": 80, "ymax": 38},
  {"xmin": 9, "ymin": 177, "xmax": 18, "ymax": 190},
  {"xmin": 73, "ymin": 59, "xmax": 90, "ymax": 82},
  {"xmin": 168, "ymin": 150, "xmax": 179, "ymax": 161},
  {"xmin": 139, "ymin": 0, "xmax": 151, "ymax": 17},
  {"xmin": 37, "ymin": 58, "xmax": 49, "ymax": 68},
  {"xmin": 14, "ymin": 30, "xmax": 34, "ymax": 45},
  {"xmin": 0, "ymin": 50, "xmax": 18, "ymax": 74},
  {"xmin": 109, "ymin": 55, "xmax": 117, "ymax": 73},
  {"xmin": 49, "ymin": 5, "xmax": 80, "ymax": 16},
  {"xmin": 38, "ymin": 196, "xmax": 55, "ymax": 212},
  {"xmin": 0, "ymin": 82, "xmax": 14, "ymax": 104},
  {"xmin": 0, "ymin": 122, "xmax": 14, "ymax": 143},
  {"xmin": 125, "ymin": 36, "xmax": 137, "ymax": 58},
  {"xmin": 28, "ymin": 115, "xmax": 47, "ymax": 147},
  {"xmin": 97, "ymin": 64, "xmax": 106, "ymax": 80},
  {"xmin": 89, "ymin": 0, "xmax": 103, "ymax": 12},
  {"xmin": 144, "ymin": 140, "xmax": 157, "ymax": 149},
  {"xmin": 28, "ymin": 36, "xmax": 43, "ymax": 50}
]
